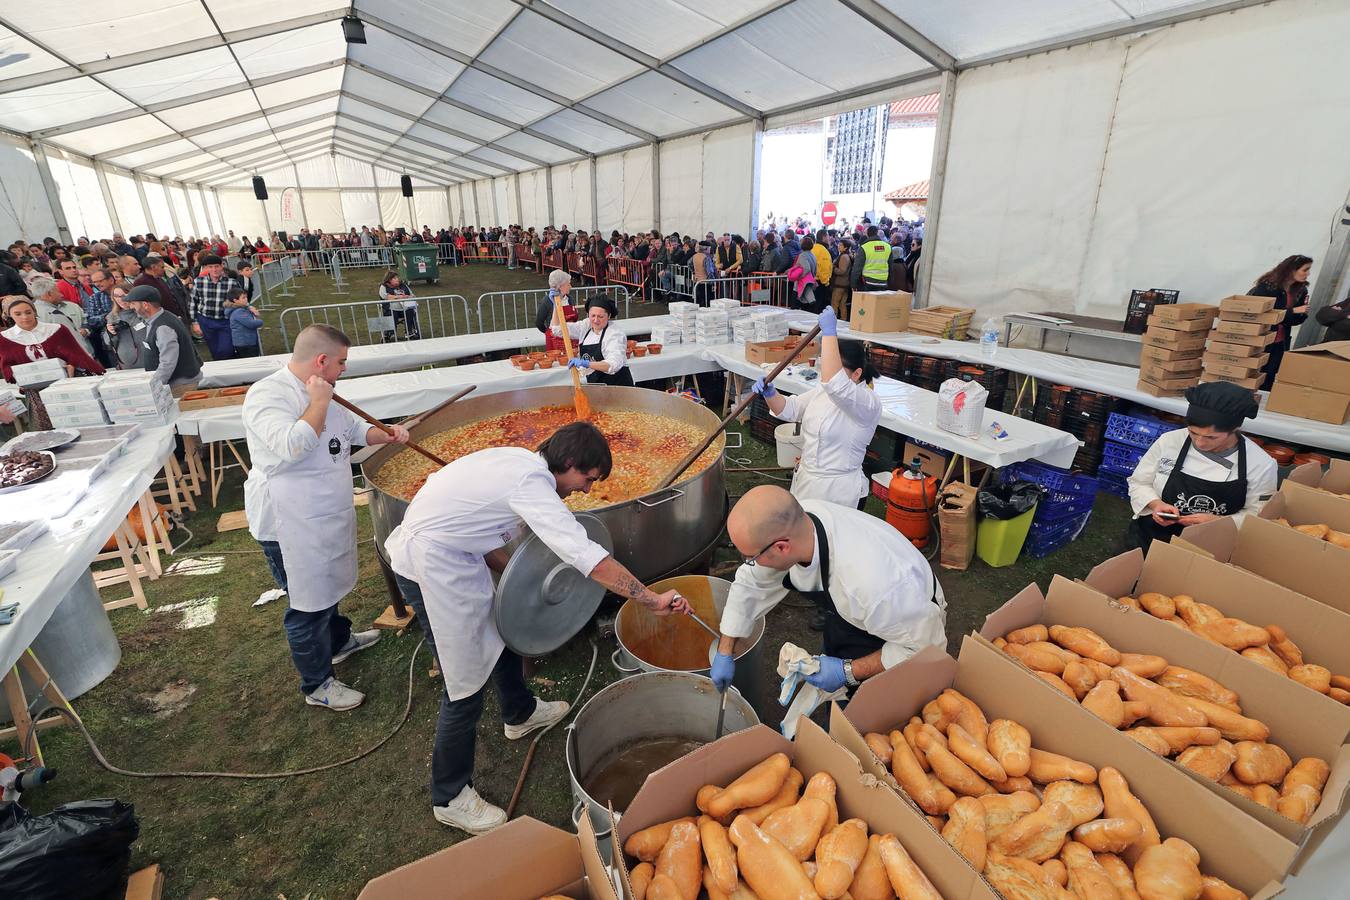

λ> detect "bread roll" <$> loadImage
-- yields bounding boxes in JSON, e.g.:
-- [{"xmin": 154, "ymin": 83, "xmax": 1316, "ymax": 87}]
[
  {"xmin": 1082, "ymin": 681, "xmax": 1127, "ymax": 729},
  {"xmin": 1185, "ymin": 697, "xmax": 1270, "ymax": 742},
  {"xmin": 625, "ymin": 817, "xmax": 697, "ymax": 863},
  {"xmin": 1095, "ymin": 853, "xmax": 1140, "ymax": 900},
  {"xmin": 1006, "ymin": 642, "xmax": 1069, "ymax": 675},
  {"xmin": 815, "ymin": 819, "xmax": 869, "ymax": 899},
  {"xmin": 1137, "ymin": 593, "xmax": 1176, "ymax": 618},
  {"xmin": 1026, "ymin": 748, "xmax": 1097, "ymax": 785},
  {"xmin": 1282, "ymin": 757, "xmax": 1331, "ymax": 794},
  {"xmin": 1061, "ymin": 660, "xmax": 1100, "ymax": 700},
  {"xmin": 865, "ymin": 733, "xmax": 894, "ymax": 767},
  {"xmin": 989, "ymin": 800, "xmax": 1074, "ymax": 862},
  {"xmin": 1239, "ymin": 646, "xmax": 1288, "ymax": 677},
  {"xmin": 1072, "ymin": 817, "xmax": 1144, "ymax": 854},
  {"xmin": 1098, "ymin": 767, "xmax": 1158, "ymax": 864},
  {"xmin": 728, "ymin": 815, "xmax": 819, "ymax": 900},
  {"xmin": 1275, "ymin": 783, "xmax": 1320, "ymax": 824},
  {"xmin": 941, "ymin": 797, "xmax": 987, "ymax": 871},
  {"xmin": 654, "ymin": 820, "xmax": 702, "ymax": 900},
  {"xmin": 739, "ymin": 767, "xmax": 804, "ymax": 825},
  {"xmin": 1264, "ymin": 625, "xmax": 1304, "ymax": 669},
  {"xmin": 1289, "ymin": 664, "xmax": 1332, "ymax": 694},
  {"xmin": 1007, "ymin": 624, "xmax": 1050, "ymax": 645},
  {"xmin": 1199, "ymin": 873, "xmax": 1248, "ymax": 900},
  {"xmin": 988, "ymin": 719, "xmax": 1033, "ymax": 778},
  {"xmin": 1134, "ymin": 726, "xmax": 1222, "ymax": 755},
  {"xmin": 1176, "ymin": 740, "xmax": 1237, "ymax": 781},
  {"xmin": 1043, "ymin": 781, "xmax": 1104, "ymax": 827},
  {"xmin": 1060, "ymin": 840, "xmax": 1120, "ymax": 900},
  {"xmin": 1049, "ymin": 625, "xmax": 1122, "ymax": 665},
  {"xmin": 984, "ymin": 851, "xmax": 1063, "ymax": 900},
  {"xmin": 1110, "ymin": 667, "xmax": 1206, "ymax": 727},
  {"xmin": 1133, "ymin": 840, "xmax": 1202, "ymax": 900},
  {"xmin": 877, "ymin": 834, "xmax": 942, "ymax": 900},
  {"xmin": 948, "ymin": 723, "xmax": 1008, "ymax": 782},
  {"xmin": 699, "ymin": 816, "xmax": 739, "ymax": 894},
  {"xmin": 707, "ymin": 754, "xmax": 791, "ymax": 819},
  {"xmin": 761, "ymin": 796, "xmax": 831, "ymax": 861},
  {"xmin": 980, "ymin": 791, "xmax": 1041, "ymax": 842},
  {"xmin": 1154, "ymin": 667, "xmax": 1240, "ymax": 711},
  {"xmin": 941, "ymin": 689, "xmax": 990, "ymax": 747},
  {"xmin": 630, "ymin": 861, "xmax": 655, "ymax": 900},
  {"xmin": 1116, "ymin": 654, "xmax": 1170, "ymax": 679},
  {"xmin": 917, "ymin": 727, "xmax": 994, "ymax": 797},
  {"xmin": 849, "ymin": 834, "xmax": 896, "ymax": 900},
  {"xmin": 1036, "ymin": 670, "xmax": 1079, "ymax": 700},
  {"xmin": 1126, "ymin": 728, "xmax": 1172, "ymax": 756},
  {"xmin": 1191, "ymin": 619, "xmax": 1271, "ymax": 651},
  {"xmin": 1232, "ymin": 742, "xmax": 1292, "ymax": 786}
]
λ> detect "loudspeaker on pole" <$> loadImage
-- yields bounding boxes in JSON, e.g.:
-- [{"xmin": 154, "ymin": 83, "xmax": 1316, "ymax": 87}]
[
  {"xmin": 400, "ymin": 175, "xmax": 413, "ymax": 198},
  {"xmin": 252, "ymin": 176, "xmax": 268, "ymax": 201}
]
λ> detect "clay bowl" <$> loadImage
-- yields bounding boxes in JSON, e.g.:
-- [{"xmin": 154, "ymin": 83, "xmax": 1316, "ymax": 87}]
[
  {"xmin": 529, "ymin": 351, "xmax": 548, "ymax": 360},
  {"xmin": 626, "ymin": 340, "xmax": 638, "ymax": 351},
  {"xmin": 647, "ymin": 343, "xmax": 663, "ymax": 355},
  {"xmin": 519, "ymin": 359, "xmax": 538, "ymax": 371},
  {"xmin": 631, "ymin": 346, "xmax": 648, "ymax": 358},
  {"xmin": 509, "ymin": 354, "xmax": 527, "ymax": 366}
]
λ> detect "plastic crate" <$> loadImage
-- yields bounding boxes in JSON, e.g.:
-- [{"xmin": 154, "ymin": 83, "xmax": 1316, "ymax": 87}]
[
  {"xmin": 1102, "ymin": 441, "xmax": 1147, "ymax": 473},
  {"xmin": 1025, "ymin": 510, "xmax": 1093, "ymax": 557},
  {"xmin": 1105, "ymin": 412, "xmax": 1177, "ymax": 450},
  {"xmin": 1098, "ymin": 470, "xmax": 1131, "ymax": 499},
  {"xmin": 1033, "ymin": 494, "xmax": 1095, "ymax": 524},
  {"xmin": 1000, "ymin": 461, "xmax": 1099, "ymax": 506}
]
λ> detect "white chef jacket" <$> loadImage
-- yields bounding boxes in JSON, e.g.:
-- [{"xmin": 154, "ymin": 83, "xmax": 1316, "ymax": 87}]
[
  {"xmin": 721, "ymin": 500, "xmax": 946, "ymax": 669},
  {"xmin": 552, "ymin": 321, "xmax": 627, "ymax": 374},
  {"xmin": 1127, "ymin": 429, "xmax": 1276, "ymax": 525},
  {"xmin": 776, "ymin": 370, "xmax": 882, "ymax": 505},
  {"xmin": 384, "ymin": 447, "xmax": 610, "ymax": 700}
]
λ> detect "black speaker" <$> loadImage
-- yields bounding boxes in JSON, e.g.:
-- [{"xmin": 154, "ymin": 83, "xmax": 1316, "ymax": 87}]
[
  {"xmin": 252, "ymin": 176, "xmax": 268, "ymax": 200},
  {"xmin": 400, "ymin": 175, "xmax": 413, "ymax": 198}
]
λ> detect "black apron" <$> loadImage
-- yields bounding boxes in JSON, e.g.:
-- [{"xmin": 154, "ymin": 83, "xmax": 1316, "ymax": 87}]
[
  {"xmin": 786, "ymin": 513, "xmax": 937, "ymax": 661},
  {"xmin": 1127, "ymin": 436, "xmax": 1248, "ymax": 552},
  {"xmin": 578, "ymin": 324, "xmax": 634, "ymax": 386}
]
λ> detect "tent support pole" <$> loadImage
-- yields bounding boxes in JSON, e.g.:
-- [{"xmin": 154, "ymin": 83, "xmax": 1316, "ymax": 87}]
[
  {"xmin": 161, "ymin": 178, "xmax": 183, "ymax": 238},
  {"xmin": 915, "ymin": 69, "xmax": 955, "ymax": 310},
  {"xmin": 545, "ymin": 166, "xmax": 555, "ymax": 227},
  {"xmin": 590, "ymin": 157, "xmax": 598, "ymax": 232},
  {"xmin": 1296, "ymin": 188, "xmax": 1350, "ymax": 348},
  {"xmin": 749, "ymin": 119, "xmax": 764, "ymax": 238},
  {"xmin": 29, "ymin": 141, "xmax": 72, "ymax": 244},
  {"xmin": 651, "ymin": 142, "xmax": 661, "ymax": 232},
  {"xmin": 93, "ymin": 162, "xmax": 122, "ymax": 236},
  {"xmin": 514, "ymin": 172, "xmax": 523, "ymax": 225},
  {"xmin": 134, "ymin": 173, "xmax": 156, "ymax": 235}
]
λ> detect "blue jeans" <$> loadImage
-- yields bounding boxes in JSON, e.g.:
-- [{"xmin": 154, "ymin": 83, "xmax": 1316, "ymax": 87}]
[
  {"xmin": 260, "ymin": 540, "xmax": 353, "ymax": 694},
  {"xmin": 393, "ymin": 572, "xmax": 535, "ymax": 805},
  {"xmin": 196, "ymin": 314, "xmax": 233, "ymax": 361}
]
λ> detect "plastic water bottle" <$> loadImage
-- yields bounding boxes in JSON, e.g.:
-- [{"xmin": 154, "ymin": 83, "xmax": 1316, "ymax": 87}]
[{"xmin": 980, "ymin": 317, "xmax": 1001, "ymax": 357}]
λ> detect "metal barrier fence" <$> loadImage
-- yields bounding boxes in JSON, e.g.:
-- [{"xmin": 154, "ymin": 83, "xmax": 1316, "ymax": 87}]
[
  {"xmin": 255, "ymin": 255, "xmax": 296, "ymax": 308},
  {"xmin": 460, "ymin": 241, "xmax": 508, "ymax": 264},
  {"xmin": 566, "ymin": 251, "xmax": 603, "ymax": 285},
  {"xmin": 694, "ymin": 272, "xmax": 792, "ymax": 308},
  {"xmin": 542, "ymin": 249, "xmax": 565, "ymax": 271},
  {"xmin": 475, "ymin": 285, "xmax": 631, "ymax": 334},
  {"xmin": 604, "ymin": 257, "xmax": 650, "ymax": 302},
  {"xmin": 278, "ymin": 293, "xmax": 474, "ymax": 351},
  {"xmin": 649, "ymin": 262, "xmax": 695, "ymax": 301},
  {"xmin": 515, "ymin": 245, "xmax": 541, "ymax": 273}
]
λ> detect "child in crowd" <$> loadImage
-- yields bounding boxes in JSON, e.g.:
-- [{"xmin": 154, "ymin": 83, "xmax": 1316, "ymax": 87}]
[{"xmin": 227, "ymin": 287, "xmax": 264, "ymax": 358}]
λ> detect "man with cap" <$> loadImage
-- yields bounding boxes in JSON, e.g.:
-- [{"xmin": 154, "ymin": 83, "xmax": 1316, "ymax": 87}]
[
  {"xmin": 1126, "ymin": 381, "xmax": 1277, "ymax": 551},
  {"xmin": 191, "ymin": 254, "xmax": 241, "ymax": 360},
  {"xmin": 709, "ymin": 485, "xmax": 946, "ymax": 699},
  {"xmin": 126, "ymin": 284, "xmax": 202, "ymax": 397}
]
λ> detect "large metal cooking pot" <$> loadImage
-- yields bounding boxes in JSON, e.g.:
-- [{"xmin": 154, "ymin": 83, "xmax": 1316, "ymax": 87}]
[
  {"xmin": 361, "ymin": 385, "xmax": 727, "ymax": 584},
  {"xmin": 566, "ymin": 671, "xmax": 757, "ymax": 861}
]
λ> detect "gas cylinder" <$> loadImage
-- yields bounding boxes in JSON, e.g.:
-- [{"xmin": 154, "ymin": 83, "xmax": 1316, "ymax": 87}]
[{"xmin": 886, "ymin": 458, "xmax": 938, "ymax": 548}]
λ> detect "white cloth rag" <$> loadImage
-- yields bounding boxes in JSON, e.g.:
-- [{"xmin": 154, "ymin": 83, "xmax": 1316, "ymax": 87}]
[
  {"xmin": 253, "ymin": 588, "xmax": 287, "ymax": 607},
  {"xmin": 776, "ymin": 642, "xmax": 846, "ymax": 739}
]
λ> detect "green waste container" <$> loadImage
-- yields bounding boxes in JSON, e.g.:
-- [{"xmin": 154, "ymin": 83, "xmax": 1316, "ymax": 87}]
[
  {"xmin": 975, "ymin": 504, "xmax": 1038, "ymax": 567},
  {"xmin": 394, "ymin": 242, "xmax": 439, "ymax": 284}
]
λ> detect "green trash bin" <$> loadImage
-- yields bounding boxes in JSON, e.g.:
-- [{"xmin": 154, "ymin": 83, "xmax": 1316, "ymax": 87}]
[
  {"xmin": 394, "ymin": 242, "xmax": 439, "ymax": 285},
  {"xmin": 975, "ymin": 503, "xmax": 1038, "ymax": 567}
]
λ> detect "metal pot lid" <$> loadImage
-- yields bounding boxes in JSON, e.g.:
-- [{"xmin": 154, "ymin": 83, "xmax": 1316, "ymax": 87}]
[{"xmin": 495, "ymin": 512, "xmax": 613, "ymax": 656}]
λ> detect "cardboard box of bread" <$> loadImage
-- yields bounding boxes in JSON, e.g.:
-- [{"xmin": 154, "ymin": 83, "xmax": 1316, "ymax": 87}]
[
  {"xmin": 978, "ymin": 576, "xmax": 1350, "ymax": 855},
  {"xmin": 1286, "ymin": 458, "xmax": 1350, "ymax": 504},
  {"xmin": 1258, "ymin": 479, "xmax": 1350, "ymax": 577},
  {"xmin": 835, "ymin": 639, "xmax": 1290, "ymax": 897},
  {"xmin": 1264, "ymin": 341, "xmax": 1350, "ymax": 425},
  {"xmin": 745, "ymin": 339, "xmax": 821, "ymax": 366},
  {"xmin": 357, "ymin": 815, "xmax": 617, "ymax": 900},
  {"xmin": 612, "ymin": 717, "xmax": 987, "ymax": 900}
]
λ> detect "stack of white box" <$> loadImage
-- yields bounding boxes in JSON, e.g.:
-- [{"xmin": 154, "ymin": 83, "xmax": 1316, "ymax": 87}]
[
  {"xmin": 668, "ymin": 302, "xmax": 698, "ymax": 343},
  {"xmin": 732, "ymin": 317, "xmax": 758, "ymax": 345},
  {"xmin": 98, "ymin": 371, "xmax": 178, "ymax": 425},
  {"xmin": 40, "ymin": 376, "xmax": 108, "ymax": 428},
  {"xmin": 751, "ymin": 309, "xmax": 789, "ymax": 342},
  {"xmin": 0, "ymin": 388, "xmax": 27, "ymax": 419},
  {"xmin": 694, "ymin": 310, "xmax": 730, "ymax": 345},
  {"xmin": 11, "ymin": 358, "xmax": 65, "ymax": 388},
  {"xmin": 708, "ymin": 298, "xmax": 741, "ymax": 314},
  {"xmin": 649, "ymin": 321, "xmax": 682, "ymax": 345}
]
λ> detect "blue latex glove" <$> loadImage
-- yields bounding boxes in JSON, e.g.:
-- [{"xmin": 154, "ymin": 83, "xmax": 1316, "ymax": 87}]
[
  {"xmin": 804, "ymin": 655, "xmax": 847, "ymax": 692},
  {"xmin": 568, "ymin": 357, "xmax": 590, "ymax": 370},
  {"xmin": 751, "ymin": 377, "xmax": 777, "ymax": 399},
  {"xmin": 818, "ymin": 305, "xmax": 838, "ymax": 337},
  {"xmin": 710, "ymin": 652, "xmax": 735, "ymax": 692}
]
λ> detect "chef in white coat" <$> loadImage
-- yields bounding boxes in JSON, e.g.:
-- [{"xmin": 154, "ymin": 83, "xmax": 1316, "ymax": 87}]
[
  {"xmin": 384, "ymin": 421, "xmax": 684, "ymax": 834},
  {"xmin": 751, "ymin": 305, "xmax": 882, "ymax": 509},
  {"xmin": 243, "ymin": 324, "xmax": 409, "ymax": 712},
  {"xmin": 553, "ymin": 295, "xmax": 633, "ymax": 387},
  {"xmin": 709, "ymin": 485, "xmax": 945, "ymax": 700}
]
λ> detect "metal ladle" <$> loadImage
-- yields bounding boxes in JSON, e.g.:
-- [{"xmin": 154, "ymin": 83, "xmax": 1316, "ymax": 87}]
[{"xmin": 679, "ymin": 600, "xmax": 730, "ymax": 740}]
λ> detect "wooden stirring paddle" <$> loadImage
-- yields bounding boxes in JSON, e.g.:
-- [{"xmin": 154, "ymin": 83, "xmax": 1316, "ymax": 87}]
[{"xmin": 554, "ymin": 294, "xmax": 591, "ymax": 420}]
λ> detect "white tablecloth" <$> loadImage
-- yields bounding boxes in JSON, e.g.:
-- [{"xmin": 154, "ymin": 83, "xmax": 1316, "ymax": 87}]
[
  {"xmin": 196, "ymin": 315, "xmax": 670, "ymax": 388},
  {"xmin": 180, "ymin": 341, "xmax": 719, "ymax": 443},
  {"xmin": 702, "ymin": 344, "xmax": 1081, "ymax": 470},
  {"xmin": 781, "ymin": 312, "xmax": 1350, "ymax": 453},
  {"xmin": 0, "ymin": 426, "xmax": 175, "ymax": 673}
]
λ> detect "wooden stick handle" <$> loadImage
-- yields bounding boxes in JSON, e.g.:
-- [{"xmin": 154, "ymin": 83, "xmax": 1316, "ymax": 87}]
[
  {"xmin": 554, "ymin": 296, "xmax": 586, "ymax": 393},
  {"xmin": 332, "ymin": 393, "xmax": 448, "ymax": 467},
  {"xmin": 655, "ymin": 324, "xmax": 822, "ymax": 490},
  {"xmin": 398, "ymin": 384, "xmax": 476, "ymax": 431}
]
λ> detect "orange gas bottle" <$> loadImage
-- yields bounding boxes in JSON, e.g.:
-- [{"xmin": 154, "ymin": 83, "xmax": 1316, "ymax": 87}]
[{"xmin": 886, "ymin": 458, "xmax": 937, "ymax": 548}]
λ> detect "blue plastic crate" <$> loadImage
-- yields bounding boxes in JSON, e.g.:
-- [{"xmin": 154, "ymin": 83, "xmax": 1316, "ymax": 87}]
[
  {"xmin": 1033, "ymin": 494, "xmax": 1095, "ymax": 524},
  {"xmin": 1000, "ymin": 461, "xmax": 1099, "ymax": 503},
  {"xmin": 1098, "ymin": 470, "xmax": 1131, "ymax": 499},
  {"xmin": 1105, "ymin": 412, "xmax": 1178, "ymax": 450},
  {"xmin": 1025, "ymin": 510, "xmax": 1093, "ymax": 557},
  {"xmin": 1102, "ymin": 440, "xmax": 1147, "ymax": 472}
]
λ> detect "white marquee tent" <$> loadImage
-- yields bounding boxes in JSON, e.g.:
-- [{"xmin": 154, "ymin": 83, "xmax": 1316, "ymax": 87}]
[{"xmin": 0, "ymin": 0, "xmax": 1347, "ymax": 321}]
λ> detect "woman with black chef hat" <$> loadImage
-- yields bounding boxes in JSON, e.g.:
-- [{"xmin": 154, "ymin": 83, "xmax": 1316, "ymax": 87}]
[
  {"xmin": 552, "ymin": 295, "xmax": 634, "ymax": 387},
  {"xmin": 1125, "ymin": 381, "xmax": 1278, "ymax": 551}
]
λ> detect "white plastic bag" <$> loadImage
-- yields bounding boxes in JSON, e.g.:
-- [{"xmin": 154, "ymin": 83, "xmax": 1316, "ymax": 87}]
[{"xmin": 936, "ymin": 378, "xmax": 988, "ymax": 437}]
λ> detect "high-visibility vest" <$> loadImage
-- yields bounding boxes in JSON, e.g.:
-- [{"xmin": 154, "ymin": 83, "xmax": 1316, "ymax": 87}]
[{"xmin": 861, "ymin": 240, "xmax": 890, "ymax": 283}]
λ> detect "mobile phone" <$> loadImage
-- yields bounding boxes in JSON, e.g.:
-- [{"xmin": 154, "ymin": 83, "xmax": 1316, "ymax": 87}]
[{"xmin": 1156, "ymin": 511, "xmax": 1180, "ymax": 520}]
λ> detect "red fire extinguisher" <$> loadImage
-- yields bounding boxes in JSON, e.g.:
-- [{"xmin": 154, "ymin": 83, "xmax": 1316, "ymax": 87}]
[{"xmin": 886, "ymin": 457, "xmax": 938, "ymax": 548}]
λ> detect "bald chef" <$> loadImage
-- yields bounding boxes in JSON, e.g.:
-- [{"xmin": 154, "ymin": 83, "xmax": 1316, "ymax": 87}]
[
  {"xmin": 243, "ymin": 324, "xmax": 409, "ymax": 712},
  {"xmin": 384, "ymin": 421, "xmax": 684, "ymax": 834},
  {"xmin": 711, "ymin": 485, "xmax": 946, "ymax": 695}
]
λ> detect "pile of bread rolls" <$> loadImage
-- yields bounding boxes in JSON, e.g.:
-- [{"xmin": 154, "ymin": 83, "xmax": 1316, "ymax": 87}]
[
  {"xmin": 1271, "ymin": 517, "xmax": 1350, "ymax": 549},
  {"xmin": 621, "ymin": 752, "xmax": 942, "ymax": 900},
  {"xmin": 862, "ymin": 686, "xmax": 1247, "ymax": 900},
  {"xmin": 993, "ymin": 624, "xmax": 1330, "ymax": 824},
  {"xmin": 1113, "ymin": 590, "xmax": 1350, "ymax": 704}
]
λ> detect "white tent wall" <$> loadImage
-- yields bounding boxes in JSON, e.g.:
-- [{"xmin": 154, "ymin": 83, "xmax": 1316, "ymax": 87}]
[
  {"xmin": 549, "ymin": 161, "xmax": 592, "ymax": 231},
  {"xmin": 473, "ymin": 180, "xmax": 493, "ymax": 226},
  {"xmin": 928, "ymin": 0, "xmax": 1350, "ymax": 323},
  {"xmin": 166, "ymin": 183, "xmax": 195, "ymax": 238},
  {"xmin": 303, "ymin": 190, "xmax": 346, "ymax": 233},
  {"xmin": 48, "ymin": 152, "xmax": 113, "ymax": 242},
  {"xmin": 105, "ymin": 170, "xmax": 150, "ymax": 237},
  {"xmin": 493, "ymin": 177, "xmax": 513, "ymax": 226},
  {"xmin": 0, "ymin": 135, "xmax": 59, "ymax": 240},
  {"xmin": 378, "ymin": 189, "xmax": 413, "ymax": 231},
  {"xmin": 187, "ymin": 187, "xmax": 211, "ymax": 238},
  {"xmin": 620, "ymin": 147, "xmax": 655, "ymax": 233},
  {"xmin": 411, "ymin": 189, "xmax": 448, "ymax": 231},
  {"xmin": 656, "ymin": 122, "xmax": 754, "ymax": 236},
  {"xmin": 595, "ymin": 154, "xmax": 623, "ymax": 234},
  {"xmin": 142, "ymin": 180, "xmax": 174, "ymax": 238},
  {"xmin": 341, "ymin": 192, "xmax": 380, "ymax": 231},
  {"xmin": 217, "ymin": 190, "xmax": 268, "ymax": 240}
]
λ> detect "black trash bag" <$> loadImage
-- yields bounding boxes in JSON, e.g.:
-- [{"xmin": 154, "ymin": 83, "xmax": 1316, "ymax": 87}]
[
  {"xmin": 0, "ymin": 798, "xmax": 139, "ymax": 900},
  {"xmin": 977, "ymin": 480, "xmax": 1043, "ymax": 520}
]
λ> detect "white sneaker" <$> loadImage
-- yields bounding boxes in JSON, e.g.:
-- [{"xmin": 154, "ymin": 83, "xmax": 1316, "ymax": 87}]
[
  {"xmin": 304, "ymin": 676, "xmax": 365, "ymax": 711},
  {"xmin": 331, "ymin": 629, "xmax": 381, "ymax": 665},
  {"xmin": 503, "ymin": 699, "xmax": 570, "ymax": 740},
  {"xmin": 433, "ymin": 785, "xmax": 507, "ymax": 834}
]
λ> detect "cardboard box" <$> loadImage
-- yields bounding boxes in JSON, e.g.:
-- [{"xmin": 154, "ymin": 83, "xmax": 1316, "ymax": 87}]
[
  {"xmin": 612, "ymin": 718, "xmax": 993, "ymax": 900},
  {"xmin": 1287, "ymin": 458, "xmax": 1350, "ymax": 497},
  {"xmin": 1148, "ymin": 354, "xmax": 1205, "ymax": 375},
  {"xmin": 1138, "ymin": 365, "xmax": 1200, "ymax": 392},
  {"xmin": 1265, "ymin": 381, "xmax": 1350, "ymax": 424},
  {"xmin": 1146, "ymin": 312, "xmax": 1214, "ymax": 333},
  {"xmin": 1203, "ymin": 356, "xmax": 1266, "ymax": 379},
  {"xmin": 358, "ymin": 815, "xmax": 617, "ymax": 900},
  {"xmin": 1136, "ymin": 377, "xmax": 1188, "ymax": 398},
  {"xmin": 1259, "ymin": 480, "xmax": 1350, "ymax": 557},
  {"xmin": 1205, "ymin": 348, "xmax": 1269, "ymax": 368},
  {"xmin": 1150, "ymin": 302, "xmax": 1218, "ymax": 324},
  {"xmin": 1219, "ymin": 308, "xmax": 1285, "ymax": 326},
  {"xmin": 1084, "ymin": 539, "xmax": 1350, "ymax": 721},
  {"xmin": 744, "ymin": 338, "xmax": 820, "ymax": 366},
  {"xmin": 1273, "ymin": 341, "xmax": 1350, "ymax": 389},
  {"xmin": 902, "ymin": 439, "xmax": 990, "ymax": 483},
  {"xmin": 937, "ymin": 482, "xmax": 977, "ymax": 571},
  {"xmin": 1140, "ymin": 343, "xmax": 1205, "ymax": 364},
  {"xmin": 1207, "ymin": 339, "xmax": 1266, "ymax": 358},
  {"xmin": 176, "ymin": 387, "xmax": 249, "ymax": 411},
  {"xmin": 1214, "ymin": 319, "xmax": 1272, "ymax": 337},
  {"xmin": 1211, "ymin": 328, "xmax": 1278, "ymax": 349},
  {"xmin": 980, "ymin": 576, "xmax": 1350, "ymax": 856},
  {"xmin": 1219, "ymin": 294, "xmax": 1279, "ymax": 315},
  {"xmin": 1141, "ymin": 328, "xmax": 1208, "ymax": 352},
  {"xmin": 838, "ymin": 639, "xmax": 1292, "ymax": 895},
  {"xmin": 849, "ymin": 290, "xmax": 912, "ymax": 334},
  {"xmin": 1199, "ymin": 370, "xmax": 1263, "ymax": 390}
]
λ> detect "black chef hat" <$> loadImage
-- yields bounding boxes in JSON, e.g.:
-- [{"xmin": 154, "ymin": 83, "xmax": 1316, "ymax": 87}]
[
  {"xmin": 1184, "ymin": 381, "xmax": 1259, "ymax": 431},
  {"xmin": 586, "ymin": 295, "xmax": 617, "ymax": 317}
]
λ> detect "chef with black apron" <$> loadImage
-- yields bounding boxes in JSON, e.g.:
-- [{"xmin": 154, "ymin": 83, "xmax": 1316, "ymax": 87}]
[
  {"xmin": 555, "ymin": 295, "xmax": 634, "ymax": 386},
  {"xmin": 1126, "ymin": 381, "xmax": 1277, "ymax": 552},
  {"xmin": 709, "ymin": 485, "xmax": 946, "ymax": 695}
]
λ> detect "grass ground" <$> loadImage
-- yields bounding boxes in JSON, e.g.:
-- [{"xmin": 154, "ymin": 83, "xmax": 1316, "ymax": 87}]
[{"xmin": 17, "ymin": 262, "xmax": 1133, "ymax": 898}]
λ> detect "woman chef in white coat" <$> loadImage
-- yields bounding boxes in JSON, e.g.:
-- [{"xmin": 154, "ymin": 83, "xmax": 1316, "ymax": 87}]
[
  {"xmin": 750, "ymin": 305, "xmax": 881, "ymax": 509},
  {"xmin": 554, "ymin": 295, "xmax": 633, "ymax": 386},
  {"xmin": 243, "ymin": 325, "xmax": 409, "ymax": 712},
  {"xmin": 384, "ymin": 421, "xmax": 684, "ymax": 834}
]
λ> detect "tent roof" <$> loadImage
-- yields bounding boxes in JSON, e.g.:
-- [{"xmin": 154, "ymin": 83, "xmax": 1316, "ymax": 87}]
[{"xmin": 0, "ymin": 0, "xmax": 1260, "ymax": 187}]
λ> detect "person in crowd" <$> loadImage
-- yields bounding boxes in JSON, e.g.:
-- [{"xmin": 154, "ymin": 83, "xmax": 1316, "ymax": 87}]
[
  {"xmin": 84, "ymin": 267, "xmax": 115, "ymax": 365},
  {"xmin": 227, "ymin": 288, "xmax": 264, "ymax": 359},
  {"xmin": 553, "ymin": 295, "xmax": 632, "ymax": 387},
  {"xmin": 690, "ymin": 241, "xmax": 716, "ymax": 298},
  {"xmin": 764, "ymin": 233, "xmax": 790, "ymax": 274},
  {"xmin": 126, "ymin": 284, "xmax": 202, "ymax": 396},
  {"xmin": 104, "ymin": 284, "xmax": 143, "ymax": 369},
  {"xmin": 1126, "ymin": 381, "xmax": 1276, "ymax": 552},
  {"xmin": 1315, "ymin": 292, "xmax": 1350, "ymax": 342},
  {"xmin": 30, "ymin": 273, "xmax": 96, "ymax": 358},
  {"xmin": 0, "ymin": 295, "xmax": 104, "ymax": 428},
  {"xmin": 742, "ymin": 239, "xmax": 763, "ymax": 276},
  {"xmin": 902, "ymin": 238, "xmax": 923, "ymax": 293},
  {"xmin": 1248, "ymin": 254, "xmax": 1312, "ymax": 390},
  {"xmin": 715, "ymin": 232, "xmax": 742, "ymax": 278},
  {"xmin": 55, "ymin": 258, "xmax": 89, "ymax": 308},
  {"xmin": 378, "ymin": 271, "xmax": 420, "ymax": 342},
  {"xmin": 831, "ymin": 239, "xmax": 854, "ymax": 319},
  {"xmin": 783, "ymin": 229, "xmax": 802, "ymax": 264},
  {"xmin": 0, "ymin": 250, "xmax": 27, "ymax": 297},
  {"xmin": 131, "ymin": 254, "xmax": 181, "ymax": 318},
  {"xmin": 810, "ymin": 230, "xmax": 832, "ymax": 296},
  {"xmin": 537, "ymin": 269, "xmax": 577, "ymax": 352},
  {"xmin": 789, "ymin": 235, "xmax": 820, "ymax": 311},
  {"xmin": 854, "ymin": 225, "xmax": 890, "ymax": 292},
  {"xmin": 119, "ymin": 254, "xmax": 142, "ymax": 284},
  {"xmin": 235, "ymin": 260, "xmax": 256, "ymax": 303},
  {"xmin": 191, "ymin": 254, "xmax": 240, "ymax": 360}
]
